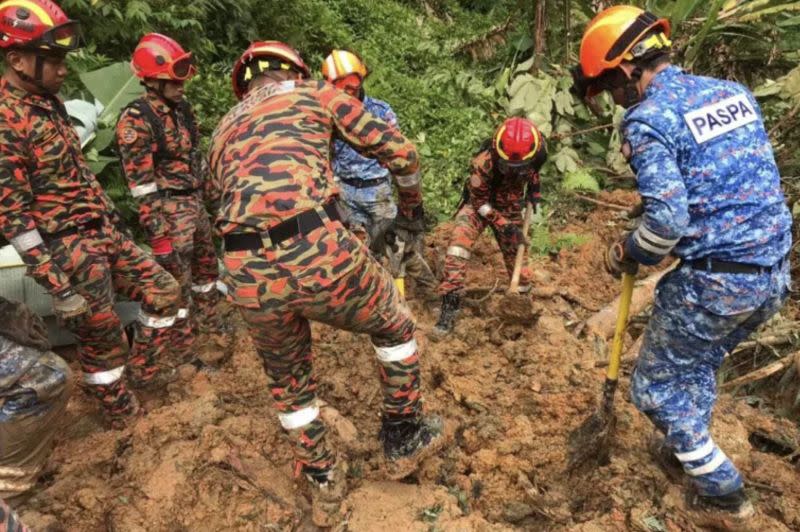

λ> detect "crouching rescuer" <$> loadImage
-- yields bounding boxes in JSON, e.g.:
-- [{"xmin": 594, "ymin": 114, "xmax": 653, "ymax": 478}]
[
  {"xmin": 0, "ymin": 297, "xmax": 70, "ymax": 505},
  {"xmin": 433, "ymin": 117, "xmax": 546, "ymax": 337},
  {"xmin": 573, "ymin": 6, "xmax": 792, "ymax": 529},
  {"xmin": 0, "ymin": 0, "xmax": 180, "ymax": 427},
  {"xmin": 208, "ymin": 41, "xmax": 448, "ymax": 527}
]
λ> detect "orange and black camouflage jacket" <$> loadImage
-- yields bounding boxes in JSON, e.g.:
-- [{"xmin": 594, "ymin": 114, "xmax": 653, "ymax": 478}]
[
  {"xmin": 466, "ymin": 149, "xmax": 541, "ymax": 228},
  {"xmin": 116, "ymin": 91, "xmax": 203, "ymax": 239},
  {"xmin": 208, "ymin": 79, "xmax": 420, "ymax": 235},
  {"xmin": 0, "ymin": 78, "xmax": 118, "ymax": 294}
]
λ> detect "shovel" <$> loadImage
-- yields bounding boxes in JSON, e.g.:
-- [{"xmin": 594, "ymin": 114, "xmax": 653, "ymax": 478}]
[
  {"xmin": 498, "ymin": 202, "xmax": 536, "ymax": 321},
  {"xmin": 567, "ymin": 272, "xmax": 635, "ymax": 472}
]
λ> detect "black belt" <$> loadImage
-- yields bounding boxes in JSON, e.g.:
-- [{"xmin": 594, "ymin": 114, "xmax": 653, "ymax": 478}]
[
  {"xmin": 683, "ymin": 257, "xmax": 784, "ymax": 275},
  {"xmin": 42, "ymin": 217, "xmax": 104, "ymax": 242},
  {"xmin": 224, "ymin": 201, "xmax": 342, "ymax": 252},
  {"xmin": 339, "ymin": 176, "xmax": 388, "ymax": 189},
  {"xmin": 160, "ymin": 188, "xmax": 198, "ymax": 199}
]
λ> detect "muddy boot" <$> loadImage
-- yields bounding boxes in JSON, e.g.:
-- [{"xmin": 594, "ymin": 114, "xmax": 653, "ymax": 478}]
[
  {"xmin": 304, "ymin": 459, "xmax": 348, "ymax": 528},
  {"xmin": 89, "ymin": 380, "xmax": 142, "ymax": 430},
  {"xmin": 648, "ymin": 432, "xmax": 684, "ymax": 483},
  {"xmin": 128, "ymin": 365, "xmax": 178, "ymax": 391},
  {"xmin": 379, "ymin": 413, "xmax": 448, "ymax": 480},
  {"xmin": 431, "ymin": 293, "xmax": 460, "ymax": 340},
  {"xmin": 685, "ymin": 488, "xmax": 755, "ymax": 531}
]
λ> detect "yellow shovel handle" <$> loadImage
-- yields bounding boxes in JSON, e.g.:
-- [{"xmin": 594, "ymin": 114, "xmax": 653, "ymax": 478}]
[
  {"xmin": 607, "ymin": 273, "xmax": 635, "ymax": 381},
  {"xmin": 394, "ymin": 277, "xmax": 405, "ymax": 298}
]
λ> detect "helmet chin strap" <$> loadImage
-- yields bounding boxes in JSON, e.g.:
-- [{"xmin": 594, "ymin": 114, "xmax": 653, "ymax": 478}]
[
  {"xmin": 145, "ymin": 80, "xmax": 177, "ymax": 108},
  {"xmin": 16, "ymin": 53, "xmax": 50, "ymax": 94},
  {"xmin": 620, "ymin": 66, "xmax": 643, "ymax": 109}
]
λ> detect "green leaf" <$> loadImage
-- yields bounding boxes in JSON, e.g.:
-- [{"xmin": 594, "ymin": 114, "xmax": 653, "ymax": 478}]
[
  {"xmin": 87, "ymin": 155, "xmax": 118, "ymax": 176},
  {"xmin": 79, "ymin": 62, "xmax": 143, "ymax": 124},
  {"xmin": 562, "ymin": 168, "xmax": 599, "ymax": 192},
  {"xmin": 93, "ymin": 127, "xmax": 117, "ymax": 153}
]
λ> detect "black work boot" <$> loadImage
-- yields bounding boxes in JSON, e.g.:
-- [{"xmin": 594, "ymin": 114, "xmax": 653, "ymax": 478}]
[
  {"xmin": 686, "ymin": 488, "xmax": 755, "ymax": 531},
  {"xmin": 379, "ymin": 413, "xmax": 448, "ymax": 480},
  {"xmin": 431, "ymin": 292, "xmax": 461, "ymax": 340}
]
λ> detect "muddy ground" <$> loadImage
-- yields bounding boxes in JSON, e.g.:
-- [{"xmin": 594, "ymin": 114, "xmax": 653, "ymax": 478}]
[{"xmin": 18, "ymin": 191, "xmax": 800, "ymax": 531}]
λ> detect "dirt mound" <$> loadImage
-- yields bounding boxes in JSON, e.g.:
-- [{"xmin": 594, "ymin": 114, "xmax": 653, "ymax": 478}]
[{"xmin": 18, "ymin": 191, "xmax": 800, "ymax": 531}]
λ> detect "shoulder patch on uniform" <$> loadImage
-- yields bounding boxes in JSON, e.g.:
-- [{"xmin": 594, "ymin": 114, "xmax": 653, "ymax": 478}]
[
  {"xmin": 121, "ymin": 128, "xmax": 138, "ymax": 144},
  {"xmin": 683, "ymin": 94, "xmax": 758, "ymax": 144}
]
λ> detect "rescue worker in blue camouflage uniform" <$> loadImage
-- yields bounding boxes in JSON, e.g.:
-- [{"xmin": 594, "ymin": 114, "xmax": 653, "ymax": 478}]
[
  {"xmin": 573, "ymin": 6, "xmax": 792, "ymax": 530},
  {"xmin": 321, "ymin": 50, "xmax": 437, "ymax": 295}
]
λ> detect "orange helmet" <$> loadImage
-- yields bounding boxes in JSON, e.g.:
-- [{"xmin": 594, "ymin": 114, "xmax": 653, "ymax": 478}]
[
  {"xmin": 231, "ymin": 40, "xmax": 310, "ymax": 100},
  {"xmin": 493, "ymin": 117, "xmax": 547, "ymax": 176},
  {"xmin": 579, "ymin": 5, "xmax": 671, "ymax": 79},
  {"xmin": 132, "ymin": 33, "xmax": 196, "ymax": 81},
  {"xmin": 321, "ymin": 50, "xmax": 368, "ymax": 82}
]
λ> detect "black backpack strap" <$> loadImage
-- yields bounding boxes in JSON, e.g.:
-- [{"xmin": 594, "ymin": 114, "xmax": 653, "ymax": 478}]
[
  {"xmin": 125, "ymin": 98, "xmax": 169, "ymax": 163},
  {"xmin": 177, "ymin": 101, "xmax": 200, "ymax": 150}
]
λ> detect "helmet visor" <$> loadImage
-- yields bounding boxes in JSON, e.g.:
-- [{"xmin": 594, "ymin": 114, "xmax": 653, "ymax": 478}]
[
  {"xmin": 170, "ymin": 54, "xmax": 196, "ymax": 80},
  {"xmin": 36, "ymin": 21, "xmax": 82, "ymax": 51}
]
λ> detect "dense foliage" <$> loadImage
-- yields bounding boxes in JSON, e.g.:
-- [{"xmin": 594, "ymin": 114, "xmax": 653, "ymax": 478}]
[{"xmin": 59, "ymin": 0, "xmax": 800, "ymax": 224}]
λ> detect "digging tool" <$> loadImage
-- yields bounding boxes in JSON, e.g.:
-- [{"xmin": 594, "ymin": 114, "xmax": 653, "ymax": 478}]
[
  {"xmin": 387, "ymin": 237, "xmax": 407, "ymax": 298},
  {"xmin": 567, "ymin": 272, "xmax": 635, "ymax": 473},
  {"xmin": 508, "ymin": 201, "xmax": 535, "ymax": 294}
]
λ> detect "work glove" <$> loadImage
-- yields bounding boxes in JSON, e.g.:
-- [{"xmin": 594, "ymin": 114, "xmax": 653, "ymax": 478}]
[
  {"xmin": 394, "ymin": 204, "xmax": 425, "ymax": 237},
  {"xmin": 604, "ymin": 237, "xmax": 639, "ymax": 279},
  {"xmin": 52, "ymin": 288, "xmax": 90, "ymax": 323},
  {"xmin": 150, "ymin": 235, "xmax": 178, "ymax": 269},
  {"xmin": 501, "ymin": 223, "xmax": 527, "ymax": 250}
]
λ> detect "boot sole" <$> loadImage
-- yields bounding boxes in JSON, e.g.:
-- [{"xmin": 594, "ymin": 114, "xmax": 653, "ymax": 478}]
[{"xmin": 384, "ymin": 420, "xmax": 452, "ymax": 480}]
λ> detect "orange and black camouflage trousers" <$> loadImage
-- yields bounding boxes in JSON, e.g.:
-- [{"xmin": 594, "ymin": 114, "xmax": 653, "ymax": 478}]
[
  {"xmin": 46, "ymin": 219, "xmax": 179, "ymax": 409},
  {"xmin": 158, "ymin": 196, "xmax": 220, "ymax": 353},
  {"xmin": 222, "ymin": 221, "xmax": 422, "ymax": 474},
  {"xmin": 439, "ymin": 204, "xmax": 531, "ymax": 294}
]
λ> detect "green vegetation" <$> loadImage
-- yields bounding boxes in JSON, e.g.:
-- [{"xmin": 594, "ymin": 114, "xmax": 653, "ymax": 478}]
[{"xmin": 59, "ymin": 0, "xmax": 800, "ymax": 225}]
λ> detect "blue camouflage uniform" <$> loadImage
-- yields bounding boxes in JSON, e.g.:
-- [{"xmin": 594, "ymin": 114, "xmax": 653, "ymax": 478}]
[
  {"xmin": 621, "ymin": 66, "xmax": 792, "ymax": 497},
  {"xmin": 333, "ymin": 96, "xmax": 398, "ymax": 244}
]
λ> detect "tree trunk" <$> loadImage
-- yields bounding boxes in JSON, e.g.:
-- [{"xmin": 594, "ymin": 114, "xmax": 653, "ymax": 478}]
[{"xmin": 532, "ymin": 0, "xmax": 547, "ymax": 72}]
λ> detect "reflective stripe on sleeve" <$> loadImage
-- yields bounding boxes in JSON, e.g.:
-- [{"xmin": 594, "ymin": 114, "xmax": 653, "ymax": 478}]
[
  {"xmin": 632, "ymin": 224, "xmax": 680, "ymax": 257},
  {"xmin": 10, "ymin": 229, "xmax": 44, "ymax": 252},
  {"xmin": 373, "ymin": 338, "xmax": 418, "ymax": 362},
  {"xmin": 395, "ymin": 171, "xmax": 420, "ymax": 188},
  {"xmin": 130, "ymin": 183, "xmax": 159, "ymax": 198}
]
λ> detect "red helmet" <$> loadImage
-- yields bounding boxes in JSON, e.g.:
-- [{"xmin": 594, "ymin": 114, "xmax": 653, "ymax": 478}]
[
  {"xmin": 0, "ymin": 0, "xmax": 81, "ymax": 51},
  {"xmin": 493, "ymin": 117, "xmax": 547, "ymax": 175},
  {"xmin": 232, "ymin": 40, "xmax": 310, "ymax": 100},
  {"xmin": 132, "ymin": 33, "xmax": 196, "ymax": 81}
]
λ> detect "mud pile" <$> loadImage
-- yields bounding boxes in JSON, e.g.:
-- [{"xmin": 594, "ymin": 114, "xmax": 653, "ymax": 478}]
[{"xmin": 19, "ymin": 191, "xmax": 800, "ymax": 531}]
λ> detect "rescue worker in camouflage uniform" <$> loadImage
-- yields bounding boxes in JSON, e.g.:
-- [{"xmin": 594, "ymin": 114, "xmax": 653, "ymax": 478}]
[
  {"xmin": 321, "ymin": 50, "xmax": 437, "ymax": 296},
  {"xmin": 209, "ymin": 41, "xmax": 447, "ymax": 528},
  {"xmin": 0, "ymin": 497, "xmax": 27, "ymax": 531},
  {"xmin": 573, "ymin": 6, "xmax": 792, "ymax": 529},
  {"xmin": 0, "ymin": 297, "xmax": 70, "ymax": 505},
  {"xmin": 433, "ymin": 117, "xmax": 546, "ymax": 337},
  {"xmin": 116, "ymin": 34, "xmax": 221, "ymax": 358},
  {"xmin": 0, "ymin": 0, "xmax": 180, "ymax": 427}
]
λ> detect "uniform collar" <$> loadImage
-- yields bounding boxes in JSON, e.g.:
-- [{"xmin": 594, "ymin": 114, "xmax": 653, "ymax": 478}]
[
  {"xmin": 643, "ymin": 65, "xmax": 683, "ymax": 100},
  {"xmin": 0, "ymin": 77, "xmax": 59, "ymax": 111},
  {"xmin": 144, "ymin": 90, "xmax": 175, "ymax": 116}
]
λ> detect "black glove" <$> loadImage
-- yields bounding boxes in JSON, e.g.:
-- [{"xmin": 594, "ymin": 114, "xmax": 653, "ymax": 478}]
[
  {"xmin": 501, "ymin": 223, "xmax": 526, "ymax": 249},
  {"xmin": 604, "ymin": 237, "xmax": 639, "ymax": 279},
  {"xmin": 394, "ymin": 204, "xmax": 425, "ymax": 235}
]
